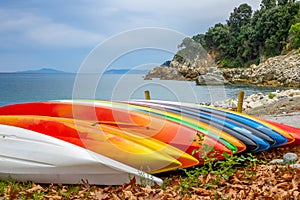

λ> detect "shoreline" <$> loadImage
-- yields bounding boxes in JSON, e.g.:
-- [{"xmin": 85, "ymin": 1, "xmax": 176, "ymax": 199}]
[{"xmin": 213, "ymin": 89, "xmax": 300, "ymax": 128}]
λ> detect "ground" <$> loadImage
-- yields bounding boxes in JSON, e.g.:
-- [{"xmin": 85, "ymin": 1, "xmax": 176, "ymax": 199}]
[
  {"xmin": 245, "ymin": 96, "xmax": 300, "ymax": 128},
  {"xmin": 1, "ymin": 97, "xmax": 300, "ymax": 199}
]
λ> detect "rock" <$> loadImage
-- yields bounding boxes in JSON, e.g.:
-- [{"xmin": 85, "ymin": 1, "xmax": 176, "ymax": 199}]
[
  {"xmin": 144, "ymin": 48, "xmax": 300, "ymax": 87},
  {"xmin": 221, "ymin": 50, "xmax": 300, "ymax": 87},
  {"xmin": 283, "ymin": 152, "xmax": 298, "ymax": 163},
  {"xmin": 290, "ymin": 164, "xmax": 300, "ymax": 169},
  {"xmin": 143, "ymin": 66, "xmax": 185, "ymax": 80},
  {"xmin": 213, "ymin": 88, "xmax": 300, "ymax": 111},
  {"xmin": 269, "ymin": 159, "xmax": 284, "ymax": 165},
  {"xmin": 196, "ymin": 71, "xmax": 229, "ymax": 85}
]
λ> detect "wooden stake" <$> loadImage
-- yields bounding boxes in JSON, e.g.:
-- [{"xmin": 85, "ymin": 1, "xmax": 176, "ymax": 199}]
[
  {"xmin": 144, "ymin": 90, "xmax": 151, "ymax": 100},
  {"xmin": 237, "ymin": 90, "xmax": 244, "ymax": 113}
]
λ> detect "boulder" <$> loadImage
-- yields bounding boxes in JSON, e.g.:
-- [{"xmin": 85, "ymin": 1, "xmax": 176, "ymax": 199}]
[{"xmin": 196, "ymin": 71, "xmax": 229, "ymax": 85}]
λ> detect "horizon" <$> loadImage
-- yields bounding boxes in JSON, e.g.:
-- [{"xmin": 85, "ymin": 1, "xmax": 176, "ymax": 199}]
[{"xmin": 0, "ymin": 0, "xmax": 261, "ymax": 73}]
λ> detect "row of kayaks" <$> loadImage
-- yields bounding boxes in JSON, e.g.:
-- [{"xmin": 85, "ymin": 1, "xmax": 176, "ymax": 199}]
[{"xmin": 0, "ymin": 99, "xmax": 299, "ymax": 185}]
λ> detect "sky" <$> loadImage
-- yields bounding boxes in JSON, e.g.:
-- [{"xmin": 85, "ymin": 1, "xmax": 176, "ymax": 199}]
[{"xmin": 0, "ymin": 0, "xmax": 261, "ymax": 73}]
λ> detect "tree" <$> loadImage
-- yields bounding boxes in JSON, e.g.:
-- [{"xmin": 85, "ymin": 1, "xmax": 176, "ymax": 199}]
[
  {"xmin": 227, "ymin": 4, "xmax": 253, "ymax": 31},
  {"xmin": 289, "ymin": 22, "xmax": 300, "ymax": 49},
  {"xmin": 260, "ymin": 0, "xmax": 276, "ymax": 9},
  {"xmin": 187, "ymin": 0, "xmax": 300, "ymax": 68},
  {"xmin": 277, "ymin": 0, "xmax": 288, "ymax": 6}
]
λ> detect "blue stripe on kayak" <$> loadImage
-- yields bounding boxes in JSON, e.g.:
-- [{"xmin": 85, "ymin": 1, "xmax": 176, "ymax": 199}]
[
  {"xmin": 127, "ymin": 102, "xmax": 267, "ymax": 152},
  {"xmin": 134, "ymin": 100, "xmax": 288, "ymax": 148},
  {"xmin": 197, "ymin": 106, "xmax": 288, "ymax": 147},
  {"xmin": 143, "ymin": 103, "xmax": 270, "ymax": 152},
  {"xmin": 197, "ymin": 112, "xmax": 270, "ymax": 152}
]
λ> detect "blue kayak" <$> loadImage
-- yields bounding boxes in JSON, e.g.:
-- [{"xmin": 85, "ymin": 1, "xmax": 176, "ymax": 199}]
[
  {"xmin": 135, "ymin": 100, "xmax": 288, "ymax": 148},
  {"xmin": 126, "ymin": 101, "xmax": 270, "ymax": 152}
]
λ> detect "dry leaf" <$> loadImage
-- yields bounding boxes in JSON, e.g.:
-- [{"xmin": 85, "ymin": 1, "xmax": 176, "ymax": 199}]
[
  {"xmin": 44, "ymin": 195, "xmax": 62, "ymax": 200},
  {"xmin": 26, "ymin": 185, "xmax": 44, "ymax": 193}
]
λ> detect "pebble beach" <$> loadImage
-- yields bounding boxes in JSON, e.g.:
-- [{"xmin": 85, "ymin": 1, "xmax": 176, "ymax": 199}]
[{"xmin": 213, "ymin": 88, "xmax": 300, "ymax": 128}]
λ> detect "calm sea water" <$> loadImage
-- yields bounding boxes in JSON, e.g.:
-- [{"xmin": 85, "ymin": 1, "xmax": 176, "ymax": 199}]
[{"xmin": 0, "ymin": 73, "xmax": 285, "ymax": 106}]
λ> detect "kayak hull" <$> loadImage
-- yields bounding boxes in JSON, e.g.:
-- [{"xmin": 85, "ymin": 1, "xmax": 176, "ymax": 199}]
[
  {"xmin": 0, "ymin": 124, "xmax": 162, "ymax": 185},
  {"xmin": 0, "ymin": 115, "xmax": 182, "ymax": 174},
  {"xmin": 0, "ymin": 102, "xmax": 234, "ymax": 163}
]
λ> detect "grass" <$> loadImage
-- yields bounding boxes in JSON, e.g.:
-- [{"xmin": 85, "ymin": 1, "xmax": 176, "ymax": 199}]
[
  {"xmin": 0, "ymin": 133, "xmax": 299, "ymax": 199},
  {"xmin": 0, "ymin": 132, "xmax": 268, "ymax": 199},
  {"xmin": 0, "ymin": 152, "xmax": 267, "ymax": 199},
  {"xmin": 0, "ymin": 149, "xmax": 299, "ymax": 199}
]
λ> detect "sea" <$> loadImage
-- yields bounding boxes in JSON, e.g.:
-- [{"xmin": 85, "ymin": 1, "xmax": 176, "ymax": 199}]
[{"xmin": 0, "ymin": 73, "xmax": 287, "ymax": 106}]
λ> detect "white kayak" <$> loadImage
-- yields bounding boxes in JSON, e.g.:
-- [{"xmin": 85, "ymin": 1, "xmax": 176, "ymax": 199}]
[{"xmin": 0, "ymin": 124, "xmax": 162, "ymax": 185}]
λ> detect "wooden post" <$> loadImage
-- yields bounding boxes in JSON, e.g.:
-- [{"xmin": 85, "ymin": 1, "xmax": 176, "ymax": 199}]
[
  {"xmin": 237, "ymin": 90, "xmax": 244, "ymax": 113},
  {"xmin": 144, "ymin": 90, "xmax": 151, "ymax": 100}
]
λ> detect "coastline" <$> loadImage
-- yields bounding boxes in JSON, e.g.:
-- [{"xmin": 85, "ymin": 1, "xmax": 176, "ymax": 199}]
[{"xmin": 213, "ymin": 89, "xmax": 300, "ymax": 128}]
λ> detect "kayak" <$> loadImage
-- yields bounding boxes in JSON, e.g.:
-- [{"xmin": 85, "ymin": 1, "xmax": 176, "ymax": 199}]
[
  {"xmin": 83, "ymin": 100, "xmax": 246, "ymax": 154},
  {"xmin": 124, "ymin": 101, "xmax": 270, "ymax": 152},
  {"xmin": 201, "ymin": 106, "xmax": 294, "ymax": 146},
  {"xmin": 134, "ymin": 100, "xmax": 293, "ymax": 147},
  {"xmin": 48, "ymin": 116, "xmax": 200, "ymax": 169},
  {"xmin": 0, "ymin": 102, "xmax": 238, "ymax": 162},
  {"xmin": 0, "ymin": 115, "xmax": 185, "ymax": 174},
  {"xmin": 53, "ymin": 100, "xmax": 245, "ymax": 154},
  {"xmin": 259, "ymin": 119, "xmax": 300, "ymax": 145},
  {"xmin": 0, "ymin": 124, "xmax": 163, "ymax": 185}
]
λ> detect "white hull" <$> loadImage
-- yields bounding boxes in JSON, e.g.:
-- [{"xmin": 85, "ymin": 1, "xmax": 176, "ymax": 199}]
[{"xmin": 0, "ymin": 125, "xmax": 162, "ymax": 185}]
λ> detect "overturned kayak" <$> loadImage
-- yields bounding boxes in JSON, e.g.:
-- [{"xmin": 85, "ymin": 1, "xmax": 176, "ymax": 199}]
[
  {"xmin": 77, "ymin": 100, "xmax": 246, "ymax": 154},
  {"xmin": 0, "ymin": 115, "xmax": 187, "ymax": 174},
  {"xmin": 258, "ymin": 119, "xmax": 300, "ymax": 145},
  {"xmin": 122, "ymin": 100, "xmax": 270, "ymax": 153},
  {"xmin": 0, "ymin": 102, "xmax": 235, "ymax": 162},
  {"xmin": 132, "ymin": 100, "xmax": 294, "ymax": 147},
  {"xmin": 0, "ymin": 124, "xmax": 162, "ymax": 185}
]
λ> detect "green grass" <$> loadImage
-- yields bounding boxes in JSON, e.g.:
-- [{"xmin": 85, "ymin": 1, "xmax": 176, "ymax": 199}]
[{"xmin": 0, "ymin": 152, "xmax": 267, "ymax": 199}]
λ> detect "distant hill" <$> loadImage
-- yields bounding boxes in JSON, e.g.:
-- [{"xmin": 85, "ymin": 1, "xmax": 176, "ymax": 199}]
[
  {"xmin": 104, "ymin": 69, "xmax": 149, "ymax": 74},
  {"xmin": 16, "ymin": 68, "xmax": 66, "ymax": 74}
]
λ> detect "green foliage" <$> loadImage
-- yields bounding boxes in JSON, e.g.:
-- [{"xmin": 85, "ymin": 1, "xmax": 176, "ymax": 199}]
[
  {"xmin": 177, "ymin": 37, "xmax": 208, "ymax": 61},
  {"xmin": 177, "ymin": 132, "xmax": 266, "ymax": 193},
  {"xmin": 268, "ymin": 92, "xmax": 276, "ymax": 99},
  {"xmin": 289, "ymin": 22, "xmax": 300, "ymax": 49},
  {"xmin": 189, "ymin": 0, "xmax": 300, "ymax": 68},
  {"xmin": 219, "ymin": 58, "xmax": 242, "ymax": 68},
  {"xmin": 178, "ymin": 151, "xmax": 265, "ymax": 192},
  {"xmin": 227, "ymin": 3, "xmax": 252, "ymax": 31}
]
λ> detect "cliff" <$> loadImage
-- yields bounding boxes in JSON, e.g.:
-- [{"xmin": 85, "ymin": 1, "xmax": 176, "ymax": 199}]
[
  {"xmin": 144, "ymin": 50, "xmax": 300, "ymax": 87},
  {"xmin": 222, "ymin": 50, "xmax": 300, "ymax": 87},
  {"xmin": 144, "ymin": 39, "xmax": 228, "ymax": 85}
]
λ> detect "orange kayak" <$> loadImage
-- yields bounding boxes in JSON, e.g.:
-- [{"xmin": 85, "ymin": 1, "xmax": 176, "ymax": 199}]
[
  {"xmin": 0, "ymin": 102, "xmax": 235, "ymax": 162},
  {"xmin": 0, "ymin": 115, "xmax": 188, "ymax": 173}
]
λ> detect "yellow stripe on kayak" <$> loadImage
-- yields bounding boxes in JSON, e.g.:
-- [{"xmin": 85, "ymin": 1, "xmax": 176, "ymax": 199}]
[{"xmin": 0, "ymin": 115, "xmax": 183, "ymax": 174}]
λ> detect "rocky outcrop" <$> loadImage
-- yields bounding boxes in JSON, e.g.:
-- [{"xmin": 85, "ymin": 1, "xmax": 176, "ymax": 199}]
[
  {"xmin": 144, "ymin": 66, "xmax": 185, "ymax": 80},
  {"xmin": 145, "ymin": 46, "xmax": 300, "ymax": 87},
  {"xmin": 222, "ymin": 51, "xmax": 300, "ymax": 87},
  {"xmin": 144, "ymin": 38, "xmax": 226, "ymax": 83},
  {"xmin": 196, "ymin": 70, "xmax": 229, "ymax": 85},
  {"xmin": 144, "ymin": 46, "xmax": 228, "ymax": 85}
]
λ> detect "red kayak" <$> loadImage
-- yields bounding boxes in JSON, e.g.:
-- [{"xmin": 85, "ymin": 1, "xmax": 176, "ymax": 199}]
[
  {"xmin": 0, "ymin": 102, "xmax": 233, "ymax": 162},
  {"xmin": 260, "ymin": 119, "xmax": 300, "ymax": 145}
]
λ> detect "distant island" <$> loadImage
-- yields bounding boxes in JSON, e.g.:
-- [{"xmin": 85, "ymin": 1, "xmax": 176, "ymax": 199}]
[
  {"xmin": 104, "ymin": 69, "xmax": 149, "ymax": 74},
  {"xmin": 16, "ymin": 68, "xmax": 66, "ymax": 74}
]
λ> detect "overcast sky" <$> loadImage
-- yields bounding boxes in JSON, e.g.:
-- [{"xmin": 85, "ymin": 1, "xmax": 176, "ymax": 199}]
[{"xmin": 0, "ymin": 0, "xmax": 261, "ymax": 73}]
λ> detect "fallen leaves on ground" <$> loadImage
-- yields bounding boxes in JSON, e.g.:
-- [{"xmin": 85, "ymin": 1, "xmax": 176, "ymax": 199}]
[{"xmin": 1, "ymin": 145, "xmax": 300, "ymax": 199}]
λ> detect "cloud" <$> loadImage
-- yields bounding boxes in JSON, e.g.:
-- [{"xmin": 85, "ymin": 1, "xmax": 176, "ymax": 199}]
[
  {"xmin": 0, "ymin": 8, "xmax": 104, "ymax": 48},
  {"xmin": 86, "ymin": 0, "xmax": 261, "ymax": 35},
  {"xmin": 26, "ymin": 23, "xmax": 103, "ymax": 47}
]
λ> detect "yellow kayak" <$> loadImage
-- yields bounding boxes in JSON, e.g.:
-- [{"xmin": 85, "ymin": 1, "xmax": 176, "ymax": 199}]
[{"xmin": 0, "ymin": 115, "xmax": 191, "ymax": 174}]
